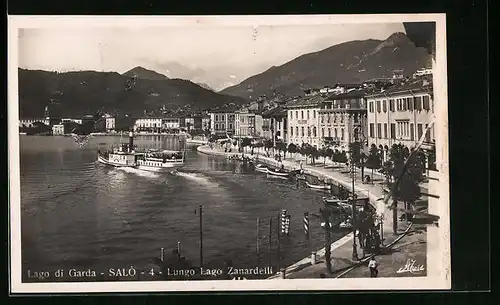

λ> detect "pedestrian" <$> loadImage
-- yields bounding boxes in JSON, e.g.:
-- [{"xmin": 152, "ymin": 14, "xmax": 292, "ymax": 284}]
[{"xmin": 368, "ymin": 256, "xmax": 378, "ymax": 278}]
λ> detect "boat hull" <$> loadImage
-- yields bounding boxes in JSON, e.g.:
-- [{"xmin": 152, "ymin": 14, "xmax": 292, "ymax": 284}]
[
  {"xmin": 97, "ymin": 154, "xmax": 134, "ymax": 167},
  {"xmin": 135, "ymin": 163, "xmax": 184, "ymax": 172},
  {"xmin": 266, "ymin": 170, "xmax": 290, "ymax": 178},
  {"xmin": 306, "ymin": 182, "xmax": 331, "ymax": 190}
]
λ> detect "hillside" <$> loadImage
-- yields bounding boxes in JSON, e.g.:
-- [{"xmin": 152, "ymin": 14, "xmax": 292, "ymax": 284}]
[
  {"xmin": 220, "ymin": 32, "xmax": 432, "ymax": 99},
  {"xmin": 122, "ymin": 66, "xmax": 169, "ymax": 80},
  {"xmin": 18, "ymin": 68, "xmax": 247, "ymax": 118}
]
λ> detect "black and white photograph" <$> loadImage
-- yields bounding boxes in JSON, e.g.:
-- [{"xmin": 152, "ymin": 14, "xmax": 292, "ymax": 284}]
[{"xmin": 8, "ymin": 14, "xmax": 450, "ymax": 293}]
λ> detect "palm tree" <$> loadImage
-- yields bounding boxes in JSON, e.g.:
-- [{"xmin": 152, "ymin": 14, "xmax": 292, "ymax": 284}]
[{"xmin": 388, "ymin": 144, "xmax": 426, "ymax": 233}]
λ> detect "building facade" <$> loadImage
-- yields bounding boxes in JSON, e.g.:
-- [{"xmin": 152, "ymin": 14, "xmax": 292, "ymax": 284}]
[
  {"xmin": 286, "ymin": 95, "xmax": 323, "ymax": 148},
  {"xmin": 105, "ymin": 117, "xmax": 116, "ymax": 131},
  {"xmin": 366, "ymin": 78, "xmax": 435, "ymax": 162},
  {"xmin": 52, "ymin": 124, "xmax": 65, "ymax": 135},
  {"xmin": 201, "ymin": 115, "xmax": 211, "ymax": 132},
  {"xmin": 19, "ymin": 118, "xmax": 50, "ymax": 128},
  {"xmin": 318, "ymin": 90, "xmax": 369, "ymax": 151},
  {"xmin": 209, "ymin": 112, "xmax": 235, "ymax": 136},
  {"xmin": 134, "ymin": 118, "xmax": 163, "ymax": 131},
  {"xmin": 234, "ymin": 108, "xmax": 264, "ymax": 138},
  {"xmin": 262, "ymin": 106, "xmax": 287, "ymax": 144},
  {"xmin": 162, "ymin": 118, "xmax": 180, "ymax": 130}
]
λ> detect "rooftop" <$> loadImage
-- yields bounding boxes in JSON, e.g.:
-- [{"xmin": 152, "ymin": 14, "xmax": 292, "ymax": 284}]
[
  {"xmin": 325, "ymin": 88, "xmax": 375, "ymax": 101},
  {"xmin": 261, "ymin": 105, "xmax": 286, "ymax": 118},
  {"xmin": 366, "ymin": 78, "xmax": 433, "ymax": 98},
  {"xmin": 285, "ymin": 94, "xmax": 327, "ymax": 108}
]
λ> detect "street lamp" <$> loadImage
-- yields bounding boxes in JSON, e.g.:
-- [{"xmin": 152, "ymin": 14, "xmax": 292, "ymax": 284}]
[{"xmin": 349, "ymin": 124, "xmax": 360, "ymax": 261}]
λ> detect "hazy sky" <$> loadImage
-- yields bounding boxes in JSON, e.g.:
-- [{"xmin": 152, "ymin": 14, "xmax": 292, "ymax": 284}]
[{"xmin": 18, "ymin": 23, "xmax": 405, "ymax": 88}]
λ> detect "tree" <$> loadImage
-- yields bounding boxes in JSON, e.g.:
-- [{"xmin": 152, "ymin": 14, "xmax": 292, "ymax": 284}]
[
  {"xmin": 275, "ymin": 140, "xmax": 287, "ymax": 159},
  {"xmin": 287, "ymin": 143, "xmax": 298, "ymax": 160},
  {"xmin": 309, "ymin": 146, "xmax": 320, "ymax": 165},
  {"xmin": 365, "ymin": 144, "xmax": 382, "ymax": 181},
  {"xmin": 264, "ymin": 139, "xmax": 274, "ymax": 156},
  {"xmin": 427, "ymin": 145, "xmax": 437, "ymax": 171},
  {"xmin": 319, "ymin": 147, "xmax": 328, "ymax": 167},
  {"xmin": 387, "ymin": 144, "xmax": 426, "ymax": 234},
  {"xmin": 241, "ymin": 137, "xmax": 252, "ymax": 154},
  {"xmin": 325, "ymin": 148, "xmax": 334, "ymax": 167},
  {"xmin": 338, "ymin": 151, "xmax": 349, "ymax": 168}
]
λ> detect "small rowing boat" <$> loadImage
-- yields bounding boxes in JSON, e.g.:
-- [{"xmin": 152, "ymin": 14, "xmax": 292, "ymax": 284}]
[
  {"xmin": 255, "ymin": 164, "xmax": 269, "ymax": 173},
  {"xmin": 305, "ymin": 181, "xmax": 331, "ymax": 190},
  {"xmin": 266, "ymin": 168, "xmax": 290, "ymax": 178}
]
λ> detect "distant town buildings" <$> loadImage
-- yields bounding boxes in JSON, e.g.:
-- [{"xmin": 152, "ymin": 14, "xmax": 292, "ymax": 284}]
[{"xmin": 18, "ymin": 70, "xmax": 435, "ymax": 160}]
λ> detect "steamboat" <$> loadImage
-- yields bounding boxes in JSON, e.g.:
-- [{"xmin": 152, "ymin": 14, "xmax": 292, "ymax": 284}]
[{"xmin": 97, "ymin": 131, "xmax": 185, "ymax": 172}]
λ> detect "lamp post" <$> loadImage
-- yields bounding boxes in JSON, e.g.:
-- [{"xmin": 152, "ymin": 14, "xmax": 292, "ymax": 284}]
[{"xmin": 350, "ymin": 121, "xmax": 359, "ymax": 261}]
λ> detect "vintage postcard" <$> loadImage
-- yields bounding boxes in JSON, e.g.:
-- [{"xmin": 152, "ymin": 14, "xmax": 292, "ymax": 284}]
[{"xmin": 8, "ymin": 14, "xmax": 450, "ymax": 293}]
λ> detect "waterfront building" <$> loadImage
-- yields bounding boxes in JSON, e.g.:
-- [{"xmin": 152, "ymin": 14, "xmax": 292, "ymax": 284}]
[
  {"xmin": 209, "ymin": 111, "xmax": 235, "ymax": 136},
  {"xmin": 413, "ymin": 68, "xmax": 433, "ymax": 78},
  {"xmin": 234, "ymin": 108, "xmax": 264, "ymax": 139},
  {"xmin": 105, "ymin": 117, "xmax": 116, "ymax": 132},
  {"xmin": 61, "ymin": 118, "xmax": 83, "ymax": 125},
  {"xmin": 286, "ymin": 95, "xmax": 324, "ymax": 148},
  {"xmin": 162, "ymin": 118, "xmax": 181, "ymax": 130},
  {"xmin": 134, "ymin": 118, "xmax": 162, "ymax": 132},
  {"xmin": 201, "ymin": 115, "xmax": 211, "ymax": 132},
  {"xmin": 365, "ymin": 77, "xmax": 434, "ymax": 162},
  {"xmin": 318, "ymin": 89, "xmax": 369, "ymax": 151},
  {"xmin": 19, "ymin": 118, "xmax": 50, "ymax": 128},
  {"xmin": 52, "ymin": 124, "xmax": 65, "ymax": 135},
  {"xmin": 262, "ymin": 105, "xmax": 288, "ymax": 144}
]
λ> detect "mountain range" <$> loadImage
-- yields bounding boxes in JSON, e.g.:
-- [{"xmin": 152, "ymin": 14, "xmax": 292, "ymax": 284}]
[
  {"xmin": 18, "ymin": 68, "xmax": 246, "ymax": 118},
  {"xmin": 220, "ymin": 32, "xmax": 432, "ymax": 99}
]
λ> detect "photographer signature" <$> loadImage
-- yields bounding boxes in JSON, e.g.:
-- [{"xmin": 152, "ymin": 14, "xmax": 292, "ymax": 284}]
[{"xmin": 396, "ymin": 259, "xmax": 425, "ymax": 274}]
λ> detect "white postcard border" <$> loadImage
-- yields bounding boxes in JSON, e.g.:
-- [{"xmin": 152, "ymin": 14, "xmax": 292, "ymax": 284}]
[{"xmin": 8, "ymin": 14, "xmax": 450, "ymax": 293}]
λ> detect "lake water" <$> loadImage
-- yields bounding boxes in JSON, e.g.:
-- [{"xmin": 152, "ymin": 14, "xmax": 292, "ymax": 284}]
[{"xmin": 19, "ymin": 135, "xmax": 348, "ymax": 281}]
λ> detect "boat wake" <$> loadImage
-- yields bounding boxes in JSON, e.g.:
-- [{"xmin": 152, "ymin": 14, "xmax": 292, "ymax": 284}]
[
  {"xmin": 117, "ymin": 167, "xmax": 161, "ymax": 179},
  {"xmin": 174, "ymin": 171, "xmax": 220, "ymax": 189}
]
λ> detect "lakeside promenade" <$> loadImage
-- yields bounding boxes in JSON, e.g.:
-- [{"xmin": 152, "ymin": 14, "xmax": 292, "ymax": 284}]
[{"xmin": 197, "ymin": 144, "xmax": 427, "ymax": 279}]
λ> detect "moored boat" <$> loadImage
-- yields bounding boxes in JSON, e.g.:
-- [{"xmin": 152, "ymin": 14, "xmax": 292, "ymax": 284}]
[
  {"xmin": 97, "ymin": 132, "xmax": 137, "ymax": 167},
  {"xmin": 266, "ymin": 168, "xmax": 291, "ymax": 178},
  {"xmin": 255, "ymin": 164, "xmax": 269, "ymax": 173},
  {"xmin": 305, "ymin": 181, "xmax": 331, "ymax": 190}
]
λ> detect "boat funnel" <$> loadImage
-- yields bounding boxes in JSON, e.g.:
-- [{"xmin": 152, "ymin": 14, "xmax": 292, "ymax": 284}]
[{"xmin": 129, "ymin": 131, "xmax": 134, "ymax": 152}]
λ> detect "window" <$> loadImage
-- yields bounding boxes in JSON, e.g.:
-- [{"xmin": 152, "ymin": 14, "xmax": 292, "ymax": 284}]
[
  {"xmin": 313, "ymin": 127, "xmax": 317, "ymax": 137},
  {"xmin": 383, "ymin": 100, "xmax": 387, "ymax": 112},
  {"xmin": 327, "ymin": 114, "xmax": 330, "ymax": 123},
  {"xmin": 384, "ymin": 123, "xmax": 388, "ymax": 138},
  {"xmin": 369, "ymin": 102, "xmax": 374, "ymax": 113},
  {"xmin": 341, "ymin": 128, "xmax": 344, "ymax": 140},
  {"xmin": 415, "ymin": 97, "xmax": 422, "ymax": 110},
  {"xmin": 229, "ymin": 124, "xmax": 233, "ymax": 129},
  {"xmin": 307, "ymin": 127, "xmax": 311, "ymax": 136},
  {"xmin": 301, "ymin": 111, "xmax": 304, "ymax": 119},
  {"xmin": 321, "ymin": 115, "xmax": 324, "ymax": 123},
  {"xmin": 221, "ymin": 124, "xmax": 225, "ymax": 130},
  {"xmin": 313, "ymin": 110, "xmax": 316, "ymax": 119},
  {"xmin": 290, "ymin": 127, "xmax": 293, "ymax": 136},
  {"xmin": 369, "ymin": 123, "xmax": 374, "ymax": 138},
  {"xmin": 376, "ymin": 100, "xmax": 381, "ymax": 112},
  {"xmin": 215, "ymin": 123, "xmax": 219, "ymax": 130},
  {"xmin": 408, "ymin": 97, "xmax": 414, "ymax": 111},
  {"xmin": 417, "ymin": 124, "xmax": 423, "ymax": 139},
  {"xmin": 377, "ymin": 123, "xmax": 382, "ymax": 139},
  {"xmin": 334, "ymin": 128, "xmax": 337, "ymax": 139},
  {"xmin": 332, "ymin": 114, "xmax": 335, "ymax": 123},
  {"xmin": 389, "ymin": 99, "xmax": 395, "ymax": 111},
  {"xmin": 215, "ymin": 115, "xmax": 219, "ymax": 121},
  {"xmin": 328, "ymin": 128, "xmax": 331, "ymax": 137},
  {"xmin": 321, "ymin": 128, "xmax": 325, "ymax": 137},
  {"xmin": 301, "ymin": 127, "xmax": 304, "ymax": 137},
  {"xmin": 390, "ymin": 123, "xmax": 396, "ymax": 139},
  {"xmin": 296, "ymin": 111, "xmax": 298, "ymax": 119},
  {"xmin": 307, "ymin": 110, "xmax": 310, "ymax": 119},
  {"xmin": 354, "ymin": 115, "xmax": 359, "ymax": 123},
  {"xmin": 340, "ymin": 114, "xmax": 344, "ymax": 123},
  {"xmin": 296, "ymin": 126, "xmax": 299, "ymax": 136},
  {"xmin": 423, "ymin": 96, "xmax": 430, "ymax": 110},
  {"xmin": 403, "ymin": 98, "xmax": 408, "ymax": 111},
  {"xmin": 410, "ymin": 123, "xmax": 415, "ymax": 140}
]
